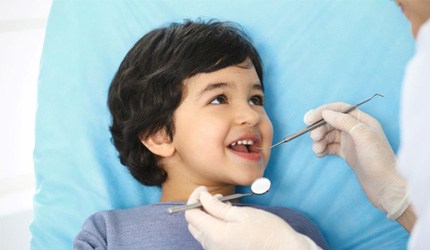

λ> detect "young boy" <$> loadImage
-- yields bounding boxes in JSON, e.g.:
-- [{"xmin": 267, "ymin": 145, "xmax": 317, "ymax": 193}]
[{"xmin": 74, "ymin": 19, "xmax": 328, "ymax": 249}]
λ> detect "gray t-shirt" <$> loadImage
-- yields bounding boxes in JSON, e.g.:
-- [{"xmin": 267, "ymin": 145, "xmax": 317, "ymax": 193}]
[{"xmin": 74, "ymin": 202, "xmax": 328, "ymax": 249}]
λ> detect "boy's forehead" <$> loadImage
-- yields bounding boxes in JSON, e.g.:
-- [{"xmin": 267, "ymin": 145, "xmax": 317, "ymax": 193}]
[{"xmin": 184, "ymin": 65, "xmax": 261, "ymax": 92}]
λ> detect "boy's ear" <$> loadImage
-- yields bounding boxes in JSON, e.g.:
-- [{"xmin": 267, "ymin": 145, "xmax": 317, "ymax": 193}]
[{"xmin": 140, "ymin": 130, "xmax": 175, "ymax": 157}]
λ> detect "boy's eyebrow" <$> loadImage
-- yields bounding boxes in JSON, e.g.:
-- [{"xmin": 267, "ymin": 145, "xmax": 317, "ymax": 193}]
[
  {"xmin": 199, "ymin": 82, "xmax": 229, "ymax": 96},
  {"xmin": 198, "ymin": 82, "xmax": 263, "ymax": 97},
  {"xmin": 252, "ymin": 83, "xmax": 263, "ymax": 91}
]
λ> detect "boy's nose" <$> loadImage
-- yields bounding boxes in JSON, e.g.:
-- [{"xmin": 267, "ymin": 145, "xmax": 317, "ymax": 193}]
[{"xmin": 235, "ymin": 104, "xmax": 261, "ymax": 126}]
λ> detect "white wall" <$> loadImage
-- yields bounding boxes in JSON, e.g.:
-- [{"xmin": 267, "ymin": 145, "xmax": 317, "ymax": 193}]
[{"xmin": 0, "ymin": 0, "xmax": 52, "ymax": 249}]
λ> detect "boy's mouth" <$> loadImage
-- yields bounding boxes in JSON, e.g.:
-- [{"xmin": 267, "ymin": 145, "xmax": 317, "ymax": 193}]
[{"xmin": 229, "ymin": 139, "xmax": 260, "ymax": 154}]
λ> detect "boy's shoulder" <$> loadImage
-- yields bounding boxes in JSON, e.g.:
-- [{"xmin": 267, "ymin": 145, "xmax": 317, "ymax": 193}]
[
  {"xmin": 82, "ymin": 202, "xmax": 185, "ymax": 228},
  {"xmin": 249, "ymin": 204, "xmax": 306, "ymax": 217},
  {"xmin": 75, "ymin": 202, "xmax": 202, "ymax": 249}
]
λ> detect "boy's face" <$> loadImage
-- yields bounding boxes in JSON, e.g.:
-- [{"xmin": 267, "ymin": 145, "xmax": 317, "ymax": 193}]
[
  {"xmin": 396, "ymin": 0, "xmax": 430, "ymax": 37},
  {"xmin": 170, "ymin": 60, "xmax": 273, "ymax": 188}
]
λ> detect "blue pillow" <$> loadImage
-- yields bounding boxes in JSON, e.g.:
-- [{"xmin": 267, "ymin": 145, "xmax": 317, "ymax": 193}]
[{"xmin": 31, "ymin": 1, "xmax": 414, "ymax": 249}]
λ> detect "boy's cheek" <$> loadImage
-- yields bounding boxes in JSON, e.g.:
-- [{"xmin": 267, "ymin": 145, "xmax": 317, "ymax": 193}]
[{"xmin": 264, "ymin": 119, "xmax": 274, "ymax": 145}]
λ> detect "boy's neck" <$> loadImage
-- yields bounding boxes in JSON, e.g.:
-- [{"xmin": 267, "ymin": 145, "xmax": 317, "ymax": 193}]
[{"xmin": 160, "ymin": 178, "xmax": 235, "ymax": 202}]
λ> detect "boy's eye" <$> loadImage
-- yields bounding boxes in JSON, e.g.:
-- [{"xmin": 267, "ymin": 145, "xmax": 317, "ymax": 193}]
[
  {"xmin": 249, "ymin": 95, "xmax": 264, "ymax": 106},
  {"xmin": 210, "ymin": 94, "xmax": 228, "ymax": 104}
]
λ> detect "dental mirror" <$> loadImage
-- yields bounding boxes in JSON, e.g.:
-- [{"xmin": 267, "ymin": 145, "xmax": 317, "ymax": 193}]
[
  {"xmin": 167, "ymin": 177, "xmax": 271, "ymax": 213},
  {"xmin": 250, "ymin": 177, "xmax": 271, "ymax": 195}
]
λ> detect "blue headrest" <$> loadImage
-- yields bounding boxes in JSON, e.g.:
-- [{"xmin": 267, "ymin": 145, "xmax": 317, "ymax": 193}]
[{"xmin": 31, "ymin": 1, "xmax": 414, "ymax": 249}]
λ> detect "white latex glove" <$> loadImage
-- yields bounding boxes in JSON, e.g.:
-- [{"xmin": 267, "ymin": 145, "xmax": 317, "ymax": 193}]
[
  {"xmin": 185, "ymin": 186, "xmax": 321, "ymax": 250},
  {"xmin": 304, "ymin": 102, "xmax": 409, "ymax": 220}
]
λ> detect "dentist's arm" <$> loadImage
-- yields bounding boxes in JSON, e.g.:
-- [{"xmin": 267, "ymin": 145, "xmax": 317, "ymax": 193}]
[
  {"xmin": 304, "ymin": 102, "xmax": 416, "ymax": 232},
  {"xmin": 396, "ymin": 206, "xmax": 416, "ymax": 232},
  {"xmin": 185, "ymin": 186, "xmax": 322, "ymax": 250}
]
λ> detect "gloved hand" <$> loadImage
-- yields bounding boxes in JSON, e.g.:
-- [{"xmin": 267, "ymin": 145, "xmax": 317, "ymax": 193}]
[
  {"xmin": 185, "ymin": 186, "xmax": 322, "ymax": 250},
  {"xmin": 304, "ymin": 102, "xmax": 409, "ymax": 220}
]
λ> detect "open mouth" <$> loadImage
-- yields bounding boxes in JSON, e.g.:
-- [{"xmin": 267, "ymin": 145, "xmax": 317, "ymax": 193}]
[{"xmin": 229, "ymin": 139, "xmax": 260, "ymax": 154}]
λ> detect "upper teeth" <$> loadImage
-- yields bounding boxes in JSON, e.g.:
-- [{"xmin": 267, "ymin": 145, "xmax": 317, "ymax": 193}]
[{"xmin": 230, "ymin": 140, "xmax": 254, "ymax": 146}]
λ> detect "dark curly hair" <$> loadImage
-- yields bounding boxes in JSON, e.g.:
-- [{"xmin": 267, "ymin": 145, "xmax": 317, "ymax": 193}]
[{"xmin": 108, "ymin": 19, "xmax": 264, "ymax": 186}]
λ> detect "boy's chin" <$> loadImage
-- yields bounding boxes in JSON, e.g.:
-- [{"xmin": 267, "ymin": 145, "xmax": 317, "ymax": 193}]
[{"xmin": 235, "ymin": 173, "xmax": 265, "ymax": 186}]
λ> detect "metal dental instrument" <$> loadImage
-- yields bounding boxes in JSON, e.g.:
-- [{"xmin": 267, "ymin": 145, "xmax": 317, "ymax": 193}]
[
  {"xmin": 259, "ymin": 93, "xmax": 384, "ymax": 150},
  {"xmin": 167, "ymin": 177, "xmax": 271, "ymax": 214}
]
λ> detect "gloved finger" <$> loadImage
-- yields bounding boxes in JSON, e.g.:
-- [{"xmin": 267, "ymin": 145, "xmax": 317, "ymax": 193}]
[
  {"xmin": 186, "ymin": 213, "xmax": 221, "ymax": 250},
  {"xmin": 310, "ymin": 122, "xmax": 340, "ymax": 143},
  {"xmin": 321, "ymin": 110, "xmax": 383, "ymax": 150},
  {"xmin": 304, "ymin": 102, "xmax": 352, "ymax": 125},
  {"xmin": 321, "ymin": 110, "xmax": 361, "ymax": 135},
  {"xmin": 312, "ymin": 140, "xmax": 327, "ymax": 155},
  {"xmin": 309, "ymin": 124, "xmax": 331, "ymax": 141},
  {"xmin": 185, "ymin": 203, "xmax": 225, "ymax": 236},
  {"xmin": 319, "ymin": 103, "xmax": 377, "ymax": 127},
  {"xmin": 303, "ymin": 109, "xmax": 318, "ymax": 125},
  {"xmin": 319, "ymin": 142, "xmax": 341, "ymax": 157},
  {"xmin": 304, "ymin": 102, "xmax": 367, "ymax": 125},
  {"xmin": 312, "ymin": 129, "xmax": 340, "ymax": 155},
  {"xmin": 198, "ymin": 190, "xmax": 239, "ymax": 221},
  {"xmin": 213, "ymin": 193, "xmax": 231, "ymax": 206},
  {"xmin": 187, "ymin": 186, "xmax": 208, "ymax": 205},
  {"xmin": 362, "ymin": 113, "xmax": 385, "ymax": 135},
  {"xmin": 185, "ymin": 187, "xmax": 221, "ymax": 237},
  {"xmin": 305, "ymin": 104, "xmax": 347, "ymax": 142},
  {"xmin": 185, "ymin": 200, "xmax": 229, "ymax": 248},
  {"xmin": 324, "ymin": 128, "xmax": 341, "ymax": 145}
]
